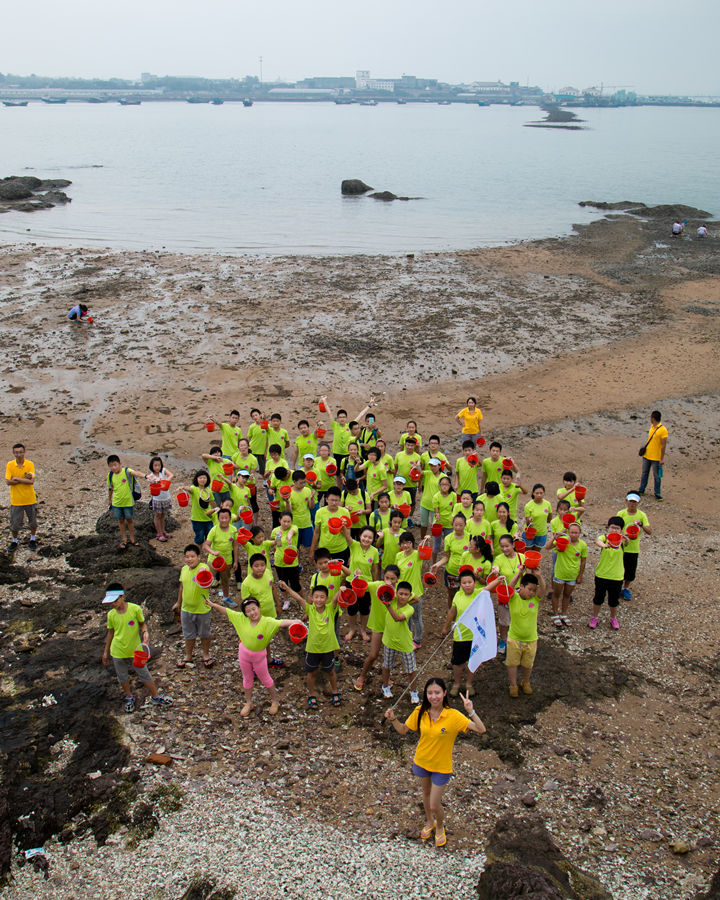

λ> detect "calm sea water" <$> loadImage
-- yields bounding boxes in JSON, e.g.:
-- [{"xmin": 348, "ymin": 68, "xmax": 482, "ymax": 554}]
[{"xmin": 0, "ymin": 102, "xmax": 717, "ymax": 254}]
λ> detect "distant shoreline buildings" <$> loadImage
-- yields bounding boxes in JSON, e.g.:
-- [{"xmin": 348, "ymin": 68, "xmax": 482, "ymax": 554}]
[{"xmin": 0, "ymin": 69, "xmax": 717, "ymax": 107}]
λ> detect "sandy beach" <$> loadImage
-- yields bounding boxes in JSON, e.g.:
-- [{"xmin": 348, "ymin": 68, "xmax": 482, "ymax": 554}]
[{"xmin": 1, "ymin": 204, "xmax": 719, "ymax": 899}]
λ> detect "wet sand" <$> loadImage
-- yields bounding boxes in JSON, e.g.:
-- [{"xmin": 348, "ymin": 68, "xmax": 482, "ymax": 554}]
[{"xmin": 1, "ymin": 206, "xmax": 720, "ymax": 898}]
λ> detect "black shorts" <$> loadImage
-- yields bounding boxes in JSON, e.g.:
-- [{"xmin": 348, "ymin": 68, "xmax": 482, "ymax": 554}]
[
  {"xmin": 623, "ymin": 552, "xmax": 638, "ymax": 583},
  {"xmin": 451, "ymin": 640, "xmax": 472, "ymax": 666},
  {"xmin": 321, "ymin": 546, "xmax": 350, "ymax": 564},
  {"xmin": 305, "ymin": 650, "xmax": 336, "ymax": 673},
  {"xmin": 407, "ymin": 487, "xmax": 417, "ymax": 504},
  {"xmin": 275, "ymin": 564, "xmax": 301, "ymax": 592},
  {"xmin": 348, "ymin": 590, "xmax": 371, "ymax": 617}
]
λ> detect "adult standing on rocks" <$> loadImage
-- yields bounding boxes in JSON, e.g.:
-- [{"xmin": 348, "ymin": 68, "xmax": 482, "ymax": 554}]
[
  {"xmin": 385, "ymin": 677, "xmax": 486, "ymax": 847},
  {"xmin": 5, "ymin": 442, "xmax": 38, "ymax": 553},
  {"xmin": 638, "ymin": 410, "xmax": 668, "ymax": 501}
]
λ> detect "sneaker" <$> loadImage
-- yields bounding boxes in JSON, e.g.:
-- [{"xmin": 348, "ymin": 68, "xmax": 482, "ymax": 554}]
[
  {"xmin": 409, "ymin": 690, "xmax": 420, "ymax": 704},
  {"xmin": 498, "ymin": 639, "xmax": 507, "ymax": 654},
  {"xmin": 588, "ymin": 616, "xmax": 599, "ymax": 629},
  {"xmin": 655, "ymin": 495, "xmax": 663, "ymax": 501},
  {"xmin": 151, "ymin": 693, "xmax": 173, "ymax": 706},
  {"xmin": 412, "ymin": 641, "xmax": 421, "ymax": 651},
  {"xmin": 609, "ymin": 617, "xmax": 620, "ymax": 630},
  {"xmin": 407, "ymin": 519, "xmax": 415, "ymax": 528},
  {"xmin": 282, "ymin": 599, "xmax": 290, "ymax": 610},
  {"xmin": 7, "ymin": 540, "xmax": 18, "ymax": 553},
  {"xmin": 381, "ymin": 684, "xmax": 393, "ymax": 699},
  {"xmin": 28, "ymin": 537, "xmax": 38, "ymax": 551},
  {"xmin": 269, "ymin": 658, "xmax": 284, "ymax": 667},
  {"xmin": 450, "ymin": 683, "xmax": 460, "ymax": 697},
  {"xmin": 222, "ymin": 596, "xmax": 237, "ymax": 608},
  {"xmin": 509, "ymin": 685, "xmax": 519, "ymax": 698},
  {"xmin": 124, "ymin": 694, "xmax": 136, "ymax": 713},
  {"xmin": 621, "ymin": 588, "xmax": 632, "ymax": 601}
]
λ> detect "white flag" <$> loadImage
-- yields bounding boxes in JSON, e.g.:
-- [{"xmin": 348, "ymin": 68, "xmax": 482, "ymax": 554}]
[{"xmin": 454, "ymin": 589, "xmax": 498, "ymax": 672}]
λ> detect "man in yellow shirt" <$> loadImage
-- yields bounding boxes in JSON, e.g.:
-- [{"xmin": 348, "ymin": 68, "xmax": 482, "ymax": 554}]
[
  {"xmin": 638, "ymin": 410, "xmax": 668, "ymax": 501},
  {"xmin": 5, "ymin": 442, "xmax": 38, "ymax": 552}
]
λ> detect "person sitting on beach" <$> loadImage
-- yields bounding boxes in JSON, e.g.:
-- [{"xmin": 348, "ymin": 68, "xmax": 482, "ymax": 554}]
[
  {"xmin": 67, "ymin": 303, "xmax": 91, "ymax": 323},
  {"xmin": 697, "ymin": 224, "xmax": 709, "ymax": 238},
  {"xmin": 671, "ymin": 220, "xmax": 684, "ymax": 236}
]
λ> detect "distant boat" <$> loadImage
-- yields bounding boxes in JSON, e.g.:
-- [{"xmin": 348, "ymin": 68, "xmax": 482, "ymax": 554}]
[
  {"xmin": 477, "ymin": 100, "xmax": 489, "ymax": 107},
  {"xmin": 334, "ymin": 98, "xmax": 354, "ymax": 105},
  {"xmin": 359, "ymin": 99, "xmax": 378, "ymax": 106},
  {"xmin": 86, "ymin": 97, "xmax": 107, "ymax": 104},
  {"xmin": 396, "ymin": 98, "xmax": 407, "ymax": 105},
  {"xmin": 41, "ymin": 97, "xmax": 67, "ymax": 104},
  {"xmin": 211, "ymin": 98, "xmax": 224, "ymax": 105},
  {"xmin": 118, "ymin": 99, "xmax": 141, "ymax": 106},
  {"xmin": 438, "ymin": 100, "xmax": 452, "ymax": 105},
  {"xmin": 2, "ymin": 100, "xmax": 28, "ymax": 107},
  {"xmin": 187, "ymin": 97, "xmax": 209, "ymax": 104},
  {"xmin": 242, "ymin": 98, "xmax": 253, "ymax": 107}
]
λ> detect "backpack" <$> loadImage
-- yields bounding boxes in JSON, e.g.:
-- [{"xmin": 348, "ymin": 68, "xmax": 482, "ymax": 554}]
[{"xmin": 108, "ymin": 467, "xmax": 141, "ymax": 502}]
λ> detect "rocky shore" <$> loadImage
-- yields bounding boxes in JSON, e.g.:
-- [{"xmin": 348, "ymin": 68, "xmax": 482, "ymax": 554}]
[{"xmin": 0, "ymin": 204, "xmax": 719, "ymax": 898}]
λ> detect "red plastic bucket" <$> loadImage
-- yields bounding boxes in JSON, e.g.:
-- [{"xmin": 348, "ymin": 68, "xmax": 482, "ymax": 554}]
[
  {"xmin": 149, "ymin": 482, "xmax": 161, "ymax": 496},
  {"xmin": 328, "ymin": 559, "xmax": 343, "ymax": 575},
  {"xmin": 279, "ymin": 485, "xmax": 292, "ymax": 499},
  {"xmin": 205, "ymin": 421, "xmax": 215, "ymax": 432},
  {"xmin": 159, "ymin": 479, "xmax": 171, "ymax": 491},
  {"xmin": 625, "ymin": 524, "xmax": 640, "ymax": 539},
  {"xmin": 283, "ymin": 547, "xmax": 298, "ymax": 565},
  {"xmin": 350, "ymin": 511, "xmax": 360, "ymax": 524},
  {"xmin": 525, "ymin": 526, "xmax": 537, "ymax": 539},
  {"xmin": 318, "ymin": 400, "xmax": 327, "ymax": 413},
  {"xmin": 211, "ymin": 478, "xmax": 225, "ymax": 492},
  {"xmin": 269, "ymin": 500, "xmax": 280, "ymax": 511},
  {"xmin": 211, "ymin": 555, "xmax": 227, "ymax": 572},
  {"xmin": 377, "ymin": 584, "xmax": 395, "ymax": 604},
  {"xmin": 423, "ymin": 572, "xmax": 437, "ymax": 586},
  {"xmin": 260, "ymin": 419, "xmax": 269, "ymax": 431},
  {"xmin": 475, "ymin": 436, "xmax": 486, "ymax": 448},
  {"xmin": 398, "ymin": 503, "xmax": 411, "ymax": 518},
  {"xmin": 236, "ymin": 528, "xmax": 252, "ymax": 544},
  {"xmin": 305, "ymin": 471, "xmax": 318, "ymax": 483},
  {"xmin": 86, "ymin": 316, "xmax": 93, "ymax": 323},
  {"xmin": 606, "ymin": 532, "xmax": 622, "ymax": 548},
  {"xmin": 574, "ymin": 484, "xmax": 587, "ymax": 500},
  {"xmin": 562, "ymin": 513, "xmax": 576, "ymax": 527},
  {"xmin": 502, "ymin": 457, "xmax": 514, "ymax": 470},
  {"xmin": 467, "ymin": 454, "xmax": 479, "ymax": 467},
  {"xmin": 222, "ymin": 462, "xmax": 233, "ymax": 475},
  {"xmin": 239, "ymin": 509, "xmax": 253, "ymax": 524},
  {"xmin": 316, "ymin": 427, "xmax": 326, "ymax": 438},
  {"xmin": 176, "ymin": 490, "xmax": 190, "ymax": 507},
  {"xmin": 351, "ymin": 577, "xmax": 368, "ymax": 595},
  {"xmin": 249, "ymin": 483, "xmax": 257, "ymax": 496},
  {"xmin": 418, "ymin": 544, "xmax": 432, "ymax": 560},
  {"xmin": 340, "ymin": 514, "xmax": 351, "ymax": 528},
  {"xmin": 496, "ymin": 584, "xmax": 514, "ymax": 605},
  {"xmin": 409, "ymin": 467, "xmax": 422, "ymax": 482},
  {"xmin": 431, "ymin": 523, "xmax": 442, "ymax": 537},
  {"xmin": 325, "ymin": 462, "xmax": 337, "ymax": 476},
  {"xmin": 194, "ymin": 568, "xmax": 213, "ymax": 588},
  {"xmin": 555, "ymin": 535, "xmax": 570, "ymax": 552},
  {"xmin": 288, "ymin": 622, "xmax": 308, "ymax": 643},
  {"xmin": 458, "ymin": 564, "xmax": 475, "ymax": 578},
  {"xmin": 133, "ymin": 643, "xmax": 150, "ymax": 668},
  {"xmin": 513, "ymin": 539, "xmax": 526, "ymax": 552},
  {"xmin": 338, "ymin": 586, "xmax": 356, "ymax": 608},
  {"xmin": 524, "ymin": 550, "xmax": 542, "ymax": 569},
  {"xmin": 328, "ymin": 517, "xmax": 343, "ymax": 534}
]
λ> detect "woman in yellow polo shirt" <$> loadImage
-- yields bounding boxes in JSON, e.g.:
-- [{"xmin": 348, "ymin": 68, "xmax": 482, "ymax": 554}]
[
  {"xmin": 384, "ymin": 677, "xmax": 486, "ymax": 847},
  {"xmin": 456, "ymin": 397, "xmax": 483, "ymax": 447}
]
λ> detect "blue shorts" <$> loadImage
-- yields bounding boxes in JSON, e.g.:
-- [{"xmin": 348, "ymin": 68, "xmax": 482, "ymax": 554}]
[
  {"xmin": 298, "ymin": 525, "xmax": 314, "ymax": 547},
  {"xmin": 553, "ymin": 577, "xmax": 576, "ymax": 585},
  {"xmin": 112, "ymin": 505, "xmax": 134, "ymax": 520},
  {"xmin": 523, "ymin": 532, "xmax": 547, "ymax": 549},
  {"xmin": 412, "ymin": 762, "xmax": 452, "ymax": 786}
]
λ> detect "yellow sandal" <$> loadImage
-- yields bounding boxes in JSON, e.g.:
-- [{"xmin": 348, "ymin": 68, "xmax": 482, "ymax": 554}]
[
  {"xmin": 435, "ymin": 826, "xmax": 447, "ymax": 847},
  {"xmin": 420, "ymin": 820, "xmax": 436, "ymax": 840}
]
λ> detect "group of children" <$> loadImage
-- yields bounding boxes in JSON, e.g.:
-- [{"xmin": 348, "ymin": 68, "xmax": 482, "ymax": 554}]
[{"xmin": 102, "ymin": 397, "xmax": 652, "ymax": 712}]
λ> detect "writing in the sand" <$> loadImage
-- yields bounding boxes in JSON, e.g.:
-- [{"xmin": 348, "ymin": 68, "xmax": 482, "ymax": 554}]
[{"xmin": 143, "ymin": 423, "xmax": 209, "ymax": 435}]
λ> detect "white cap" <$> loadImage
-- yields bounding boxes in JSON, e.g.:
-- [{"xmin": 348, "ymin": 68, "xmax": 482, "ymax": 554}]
[
  {"xmin": 393, "ymin": 475, "xmax": 406, "ymax": 483},
  {"xmin": 303, "ymin": 453, "xmax": 315, "ymax": 460},
  {"xmin": 102, "ymin": 589, "xmax": 124, "ymax": 604},
  {"xmin": 238, "ymin": 469, "xmax": 250, "ymax": 476},
  {"xmin": 428, "ymin": 457, "xmax": 441, "ymax": 466},
  {"xmin": 626, "ymin": 492, "xmax": 641, "ymax": 502}
]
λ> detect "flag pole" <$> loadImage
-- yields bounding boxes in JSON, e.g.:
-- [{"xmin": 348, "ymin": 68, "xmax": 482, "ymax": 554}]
[{"xmin": 387, "ymin": 629, "xmax": 456, "ymax": 713}]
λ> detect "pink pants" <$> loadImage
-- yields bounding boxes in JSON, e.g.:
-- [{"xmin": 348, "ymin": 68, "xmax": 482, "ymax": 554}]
[{"xmin": 237, "ymin": 642, "xmax": 274, "ymax": 690}]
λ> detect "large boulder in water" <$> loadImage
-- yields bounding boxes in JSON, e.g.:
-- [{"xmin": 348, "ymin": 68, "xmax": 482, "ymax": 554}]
[
  {"xmin": 341, "ymin": 179, "xmax": 373, "ymax": 195},
  {"xmin": 0, "ymin": 178, "xmax": 33, "ymax": 201},
  {"xmin": 478, "ymin": 814, "xmax": 612, "ymax": 900}
]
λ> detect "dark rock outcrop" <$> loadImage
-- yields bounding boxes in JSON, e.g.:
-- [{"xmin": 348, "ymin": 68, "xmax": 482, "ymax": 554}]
[
  {"xmin": 695, "ymin": 867, "xmax": 720, "ymax": 900},
  {"xmin": 478, "ymin": 814, "xmax": 612, "ymax": 900},
  {"xmin": 0, "ymin": 175, "xmax": 72, "ymax": 212},
  {"xmin": 341, "ymin": 179, "xmax": 373, "ymax": 195}
]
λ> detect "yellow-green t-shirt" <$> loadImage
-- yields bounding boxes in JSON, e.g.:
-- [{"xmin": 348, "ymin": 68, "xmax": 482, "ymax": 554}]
[
  {"xmin": 452, "ymin": 588, "xmax": 477, "ymax": 641},
  {"xmin": 366, "ymin": 580, "xmax": 390, "ymax": 633},
  {"xmin": 381, "ymin": 601, "xmax": 414, "ymax": 652},
  {"xmin": 420, "ymin": 470, "xmax": 443, "ymax": 512},
  {"xmin": 331, "ymin": 420, "xmax": 351, "ymax": 455},
  {"xmin": 241, "ymin": 571, "xmax": 275, "ymax": 617},
  {"xmin": 491, "ymin": 519, "xmax": 519, "ymax": 555},
  {"xmin": 314, "ymin": 505, "xmax": 350, "ymax": 553},
  {"xmin": 460, "ymin": 550, "xmax": 492, "ymax": 584},
  {"xmin": 617, "ymin": 508, "xmax": 649, "ymax": 554},
  {"xmin": 478, "ymin": 492, "xmax": 499, "ymax": 524},
  {"xmin": 179, "ymin": 563, "xmax": 212, "ymax": 614},
  {"xmin": 271, "ymin": 525, "xmax": 299, "ymax": 567},
  {"xmin": 364, "ymin": 460, "xmax": 388, "ymax": 496},
  {"xmin": 507, "ymin": 592, "xmax": 540, "ymax": 642},
  {"xmin": 220, "ymin": 422, "xmax": 243, "ymax": 457},
  {"xmin": 348, "ymin": 539, "xmax": 379, "ymax": 580},
  {"xmin": 493, "ymin": 551, "xmax": 525, "ymax": 584},
  {"xmin": 396, "ymin": 549, "xmax": 423, "ymax": 597},
  {"xmin": 399, "ymin": 432, "xmax": 422, "ymax": 450},
  {"xmin": 554, "ymin": 540, "xmax": 587, "ymax": 582},
  {"xmin": 306, "ymin": 601, "xmax": 340, "ymax": 653},
  {"xmin": 455, "ymin": 457, "xmax": 479, "ymax": 493},
  {"xmin": 467, "ymin": 515, "xmax": 492, "ymax": 541},
  {"xmin": 498, "ymin": 483, "xmax": 523, "ymax": 520},
  {"xmin": 206, "ymin": 523, "xmax": 238, "ymax": 563},
  {"xmin": 342, "ymin": 489, "xmax": 369, "ymax": 527},
  {"xmin": 247, "ymin": 422, "xmax": 268, "ymax": 456},
  {"xmin": 226, "ymin": 611, "xmax": 281, "ymax": 651},
  {"xmin": 594, "ymin": 539, "xmax": 625, "ymax": 581},
  {"xmin": 393, "ymin": 450, "xmax": 422, "ymax": 483},
  {"xmin": 313, "ymin": 455, "xmax": 337, "ymax": 490},
  {"xmin": 481, "ymin": 457, "xmax": 505, "ymax": 488},
  {"xmin": 380, "ymin": 529, "xmax": 403, "ymax": 567},
  {"xmin": 443, "ymin": 531, "xmax": 470, "ymax": 576},
  {"xmin": 189, "ymin": 485, "xmax": 212, "ymax": 522},
  {"xmin": 108, "ymin": 468, "xmax": 133, "ymax": 508},
  {"xmin": 294, "ymin": 432, "xmax": 318, "ymax": 460},
  {"xmin": 288, "ymin": 486, "xmax": 314, "ymax": 529},
  {"xmin": 434, "ymin": 490, "xmax": 457, "ymax": 527},
  {"xmin": 523, "ymin": 499, "xmax": 552, "ymax": 536},
  {"xmin": 309, "ymin": 569, "xmax": 343, "ymax": 604},
  {"xmin": 107, "ymin": 602, "xmax": 145, "ymax": 658}
]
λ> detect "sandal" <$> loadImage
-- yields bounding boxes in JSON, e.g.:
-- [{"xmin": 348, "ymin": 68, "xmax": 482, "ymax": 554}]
[
  {"xmin": 560, "ymin": 615, "xmax": 571, "ymax": 626},
  {"xmin": 307, "ymin": 695, "xmax": 319, "ymax": 709},
  {"xmin": 203, "ymin": 658, "xmax": 215, "ymax": 669},
  {"xmin": 176, "ymin": 659, "xmax": 195, "ymax": 669},
  {"xmin": 330, "ymin": 693, "xmax": 341, "ymax": 707},
  {"xmin": 353, "ymin": 678, "xmax": 365, "ymax": 692},
  {"xmin": 128, "ymin": 540, "xmax": 139, "ymax": 547},
  {"xmin": 240, "ymin": 703, "xmax": 254, "ymax": 717},
  {"xmin": 421, "ymin": 820, "xmax": 436, "ymax": 841},
  {"xmin": 118, "ymin": 542, "xmax": 127, "ymax": 551},
  {"xmin": 435, "ymin": 826, "xmax": 447, "ymax": 847},
  {"xmin": 551, "ymin": 615, "xmax": 562, "ymax": 628}
]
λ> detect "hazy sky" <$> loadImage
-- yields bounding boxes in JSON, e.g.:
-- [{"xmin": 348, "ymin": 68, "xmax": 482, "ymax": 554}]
[{"xmin": 3, "ymin": 0, "xmax": 717, "ymax": 95}]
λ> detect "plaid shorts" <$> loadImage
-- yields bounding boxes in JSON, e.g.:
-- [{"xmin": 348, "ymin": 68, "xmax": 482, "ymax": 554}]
[{"xmin": 382, "ymin": 645, "xmax": 417, "ymax": 673}]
